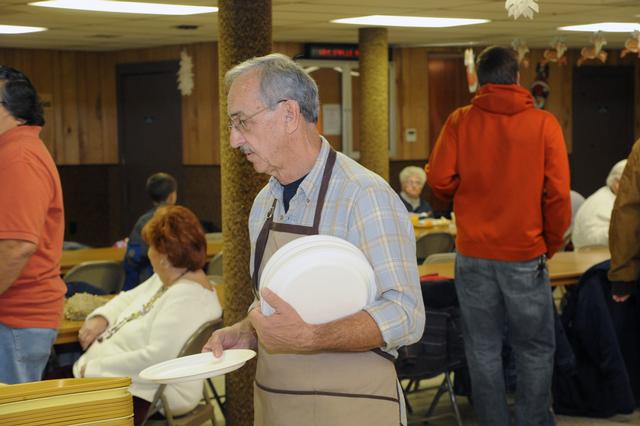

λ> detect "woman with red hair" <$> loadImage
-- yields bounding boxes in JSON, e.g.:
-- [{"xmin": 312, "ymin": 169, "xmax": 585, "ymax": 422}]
[{"xmin": 73, "ymin": 205, "xmax": 222, "ymax": 424}]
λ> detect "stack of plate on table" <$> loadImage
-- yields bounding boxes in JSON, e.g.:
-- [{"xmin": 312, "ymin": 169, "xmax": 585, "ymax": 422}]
[
  {"xmin": 259, "ymin": 234, "xmax": 377, "ymax": 324},
  {"xmin": 0, "ymin": 377, "xmax": 133, "ymax": 425}
]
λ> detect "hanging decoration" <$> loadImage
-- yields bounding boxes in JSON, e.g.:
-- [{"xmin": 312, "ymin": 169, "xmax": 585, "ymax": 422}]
[
  {"xmin": 542, "ymin": 38, "xmax": 567, "ymax": 65},
  {"xmin": 464, "ymin": 48, "xmax": 478, "ymax": 93},
  {"xmin": 511, "ymin": 38, "xmax": 530, "ymax": 68},
  {"xmin": 505, "ymin": 0, "xmax": 539, "ymax": 20},
  {"xmin": 620, "ymin": 31, "xmax": 640, "ymax": 59},
  {"xmin": 177, "ymin": 49, "xmax": 194, "ymax": 96},
  {"xmin": 577, "ymin": 32, "xmax": 607, "ymax": 66},
  {"xmin": 530, "ymin": 63, "xmax": 550, "ymax": 109}
]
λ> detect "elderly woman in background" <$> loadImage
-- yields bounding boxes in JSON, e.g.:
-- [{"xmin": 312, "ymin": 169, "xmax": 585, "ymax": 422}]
[
  {"xmin": 74, "ymin": 205, "xmax": 222, "ymax": 425},
  {"xmin": 572, "ymin": 159, "xmax": 627, "ymax": 249},
  {"xmin": 398, "ymin": 165, "xmax": 433, "ymax": 215}
]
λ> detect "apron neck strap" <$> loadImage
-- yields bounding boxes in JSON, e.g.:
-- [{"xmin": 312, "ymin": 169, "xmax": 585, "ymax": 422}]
[
  {"xmin": 312, "ymin": 148, "xmax": 337, "ymax": 232},
  {"xmin": 252, "ymin": 199, "xmax": 277, "ymax": 295},
  {"xmin": 252, "ymin": 147, "xmax": 337, "ymax": 296}
]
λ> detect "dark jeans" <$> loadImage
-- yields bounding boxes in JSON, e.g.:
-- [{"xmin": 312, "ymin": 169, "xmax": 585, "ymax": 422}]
[{"xmin": 455, "ymin": 253, "xmax": 556, "ymax": 426}]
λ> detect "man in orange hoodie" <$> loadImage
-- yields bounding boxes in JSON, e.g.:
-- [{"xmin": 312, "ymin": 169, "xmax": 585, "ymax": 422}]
[{"xmin": 427, "ymin": 46, "xmax": 571, "ymax": 426}]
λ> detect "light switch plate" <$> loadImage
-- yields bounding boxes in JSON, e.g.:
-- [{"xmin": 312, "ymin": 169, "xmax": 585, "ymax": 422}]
[{"xmin": 405, "ymin": 128, "xmax": 417, "ymax": 143}]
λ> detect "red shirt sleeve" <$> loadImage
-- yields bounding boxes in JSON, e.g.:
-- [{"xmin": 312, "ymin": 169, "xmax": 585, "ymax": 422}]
[{"xmin": 0, "ymin": 160, "xmax": 52, "ymax": 244}]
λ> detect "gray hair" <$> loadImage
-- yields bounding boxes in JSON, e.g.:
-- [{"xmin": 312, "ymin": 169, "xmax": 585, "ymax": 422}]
[
  {"xmin": 607, "ymin": 159, "xmax": 627, "ymax": 190},
  {"xmin": 399, "ymin": 166, "xmax": 426, "ymax": 186},
  {"xmin": 224, "ymin": 53, "xmax": 319, "ymax": 123}
]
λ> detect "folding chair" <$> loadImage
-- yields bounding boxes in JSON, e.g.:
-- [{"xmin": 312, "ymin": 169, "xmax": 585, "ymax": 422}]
[
  {"xmin": 423, "ymin": 252, "xmax": 457, "ymax": 265},
  {"xmin": 142, "ymin": 318, "xmax": 224, "ymax": 426},
  {"xmin": 206, "ymin": 252, "xmax": 223, "ymax": 276},
  {"xmin": 63, "ymin": 260, "xmax": 125, "ymax": 294},
  {"xmin": 396, "ymin": 279, "xmax": 465, "ymax": 426},
  {"xmin": 415, "ymin": 232, "xmax": 455, "ymax": 264}
]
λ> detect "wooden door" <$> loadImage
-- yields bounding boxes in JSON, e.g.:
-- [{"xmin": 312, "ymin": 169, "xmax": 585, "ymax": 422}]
[
  {"xmin": 117, "ymin": 61, "xmax": 183, "ymax": 234},
  {"xmin": 571, "ymin": 65, "xmax": 635, "ymax": 196}
]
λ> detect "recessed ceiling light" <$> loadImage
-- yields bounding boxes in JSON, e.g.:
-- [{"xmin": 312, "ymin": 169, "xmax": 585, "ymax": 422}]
[
  {"xmin": 558, "ymin": 22, "xmax": 640, "ymax": 32},
  {"xmin": 331, "ymin": 15, "xmax": 489, "ymax": 28},
  {"xmin": 29, "ymin": 0, "xmax": 218, "ymax": 15},
  {"xmin": 0, "ymin": 24, "xmax": 47, "ymax": 34}
]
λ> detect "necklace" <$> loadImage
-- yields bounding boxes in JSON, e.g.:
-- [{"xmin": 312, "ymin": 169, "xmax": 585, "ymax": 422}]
[{"xmin": 96, "ymin": 270, "xmax": 188, "ymax": 343}]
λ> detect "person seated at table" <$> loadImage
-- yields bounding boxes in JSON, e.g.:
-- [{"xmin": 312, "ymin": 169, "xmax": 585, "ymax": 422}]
[
  {"xmin": 572, "ymin": 160, "xmax": 627, "ymax": 249},
  {"xmin": 398, "ymin": 166, "xmax": 432, "ymax": 215},
  {"xmin": 123, "ymin": 172, "xmax": 177, "ymax": 291},
  {"xmin": 74, "ymin": 205, "xmax": 222, "ymax": 425}
]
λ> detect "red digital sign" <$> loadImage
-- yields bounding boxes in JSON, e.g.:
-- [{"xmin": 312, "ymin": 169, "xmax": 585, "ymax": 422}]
[
  {"xmin": 303, "ymin": 43, "xmax": 392, "ymax": 61},
  {"xmin": 305, "ymin": 44, "xmax": 359, "ymax": 60}
]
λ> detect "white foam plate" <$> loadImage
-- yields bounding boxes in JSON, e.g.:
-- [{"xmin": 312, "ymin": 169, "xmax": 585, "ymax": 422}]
[
  {"xmin": 259, "ymin": 235, "xmax": 376, "ymax": 324},
  {"xmin": 138, "ymin": 350, "xmax": 256, "ymax": 384}
]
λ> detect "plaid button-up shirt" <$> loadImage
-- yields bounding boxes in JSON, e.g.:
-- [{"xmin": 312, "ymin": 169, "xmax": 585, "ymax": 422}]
[{"xmin": 249, "ymin": 138, "xmax": 425, "ymax": 356}]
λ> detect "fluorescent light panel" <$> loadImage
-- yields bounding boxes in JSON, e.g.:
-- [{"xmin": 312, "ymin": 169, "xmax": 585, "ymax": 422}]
[
  {"xmin": 29, "ymin": 0, "xmax": 218, "ymax": 15},
  {"xmin": 559, "ymin": 22, "xmax": 640, "ymax": 32},
  {"xmin": 0, "ymin": 25, "xmax": 47, "ymax": 34},
  {"xmin": 332, "ymin": 15, "xmax": 489, "ymax": 28}
]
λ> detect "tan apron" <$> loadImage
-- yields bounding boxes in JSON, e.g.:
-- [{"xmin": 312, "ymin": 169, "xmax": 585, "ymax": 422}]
[{"xmin": 252, "ymin": 149, "xmax": 402, "ymax": 426}]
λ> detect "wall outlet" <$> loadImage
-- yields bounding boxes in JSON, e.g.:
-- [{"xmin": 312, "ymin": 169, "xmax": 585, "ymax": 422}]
[{"xmin": 405, "ymin": 128, "xmax": 417, "ymax": 143}]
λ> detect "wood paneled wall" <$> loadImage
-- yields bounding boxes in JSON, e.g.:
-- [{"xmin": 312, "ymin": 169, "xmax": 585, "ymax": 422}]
[
  {"xmin": 393, "ymin": 47, "xmax": 429, "ymax": 161},
  {"xmin": 393, "ymin": 47, "xmax": 640, "ymax": 160},
  {"xmin": 1, "ymin": 43, "xmax": 639, "ymax": 165}
]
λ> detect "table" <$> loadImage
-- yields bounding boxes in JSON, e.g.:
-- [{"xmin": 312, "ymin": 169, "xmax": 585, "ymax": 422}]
[
  {"xmin": 55, "ymin": 319, "xmax": 85, "ymax": 345},
  {"xmin": 418, "ymin": 247, "xmax": 611, "ymax": 287},
  {"xmin": 55, "ymin": 283, "xmax": 226, "ymax": 346},
  {"xmin": 60, "ymin": 238, "xmax": 224, "ymax": 275}
]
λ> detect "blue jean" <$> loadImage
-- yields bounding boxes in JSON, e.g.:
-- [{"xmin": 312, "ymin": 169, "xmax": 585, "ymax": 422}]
[
  {"xmin": 455, "ymin": 254, "xmax": 555, "ymax": 426},
  {"xmin": 0, "ymin": 323, "xmax": 57, "ymax": 384}
]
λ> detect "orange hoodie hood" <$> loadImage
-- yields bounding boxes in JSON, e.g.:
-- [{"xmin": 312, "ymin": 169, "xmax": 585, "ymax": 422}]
[{"xmin": 472, "ymin": 83, "xmax": 534, "ymax": 116}]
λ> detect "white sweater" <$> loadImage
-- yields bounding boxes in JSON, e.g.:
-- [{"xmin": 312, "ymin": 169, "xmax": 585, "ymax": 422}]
[
  {"xmin": 73, "ymin": 274, "xmax": 222, "ymax": 415},
  {"xmin": 571, "ymin": 186, "xmax": 616, "ymax": 249}
]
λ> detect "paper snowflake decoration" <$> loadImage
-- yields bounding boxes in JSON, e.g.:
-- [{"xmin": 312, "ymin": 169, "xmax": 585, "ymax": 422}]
[
  {"xmin": 177, "ymin": 49, "xmax": 194, "ymax": 96},
  {"xmin": 505, "ymin": 0, "xmax": 539, "ymax": 20}
]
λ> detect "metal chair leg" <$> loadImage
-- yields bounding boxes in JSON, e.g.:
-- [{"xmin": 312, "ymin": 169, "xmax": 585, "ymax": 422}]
[
  {"xmin": 207, "ymin": 378, "xmax": 226, "ymax": 419},
  {"xmin": 445, "ymin": 371, "xmax": 463, "ymax": 426},
  {"xmin": 424, "ymin": 377, "xmax": 447, "ymax": 418}
]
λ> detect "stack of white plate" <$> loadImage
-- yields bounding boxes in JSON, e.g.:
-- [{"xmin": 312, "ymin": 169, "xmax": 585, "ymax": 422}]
[
  {"xmin": 259, "ymin": 234, "xmax": 377, "ymax": 324},
  {"xmin": 0, "ymin": 378, "xmax": 133, "ymax": 425}
]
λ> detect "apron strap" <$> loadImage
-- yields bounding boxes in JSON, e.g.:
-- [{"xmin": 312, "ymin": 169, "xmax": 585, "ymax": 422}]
[
  {"xmin": 251, "ymin": 148, "xmax": 337, "ymax": 295},
  {"xmin": 252, "ymin": 199, "xmax": 277, "ymax": 295},
  {"xmin": 312, "ymin": 149, "xmax": 337, "ymax": 232}
]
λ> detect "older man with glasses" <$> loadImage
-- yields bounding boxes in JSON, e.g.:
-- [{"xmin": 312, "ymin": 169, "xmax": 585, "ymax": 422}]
[{"xmin": 203, "ymin": 53, "xmax": 424, "ymax": 426}]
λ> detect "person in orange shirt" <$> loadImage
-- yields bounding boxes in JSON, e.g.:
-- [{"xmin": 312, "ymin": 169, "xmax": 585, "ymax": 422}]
[
  {"xmin": 427, "ymin": 47, "xmax": 571, "ymax": 426},
  {"xmin": 0, "ymin": 66, "xmax": 65, "ymax": 384}
]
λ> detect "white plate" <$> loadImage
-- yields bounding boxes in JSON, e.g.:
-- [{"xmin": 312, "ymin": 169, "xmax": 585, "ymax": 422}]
[
  {"xmin": 260, "ymin": 238, "xmax": 370, "ymax": 295},
  {"xmin": 259, "ymin": 235, "xmax": 371, "ymax": 293},
  {"xmin": 138, "ymin": 350, "xmax": 256, "ymax": 384},
  {"xmin": 259, "ymin": 235, "xmax": 376, "ymax": 324}
]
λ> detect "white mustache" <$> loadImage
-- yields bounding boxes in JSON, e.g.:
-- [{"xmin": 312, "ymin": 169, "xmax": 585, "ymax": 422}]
[{"xmin": 239, "ymin": 145, "xmax": 253, "ymax": 155}]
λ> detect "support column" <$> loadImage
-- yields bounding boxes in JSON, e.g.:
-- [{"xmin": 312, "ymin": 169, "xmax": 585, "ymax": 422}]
[
  {"xmin": 358, "ymin": 27, "xmax": 389, "ymax": 180},
  {"xmin": 218, "ymin": 1, "xmax": 271, "ymax": 424}
]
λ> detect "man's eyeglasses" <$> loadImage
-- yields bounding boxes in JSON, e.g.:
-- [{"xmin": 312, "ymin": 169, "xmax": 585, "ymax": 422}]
[{"xmin": 227, "ymin": 99, "xmax": 287, "ymax": 132}]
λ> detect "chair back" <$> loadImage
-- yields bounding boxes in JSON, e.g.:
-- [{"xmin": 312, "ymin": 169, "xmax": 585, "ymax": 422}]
[
  {"xmin": 415, "ymin": 232, "xmax": 455, "ymax": 263},
  {"xmin": 63, "ymin": 260, "xmax": 125, "ymax": 294},
  {"xmin": 206, "ymin": 252, "xmax": 223, "ymax": 276},
  {"xmin": 141, "ymin": 318, "xmax": 224, "ymax": 426},
  {"xmin": 179, "ymin": 318, "xmax": 224, "ymax": 357},
  {"xmin": 423, "ymin": 252, "xmax": 456, "ymax": 265},
  {"xmin": 396, "ymin": 279, "xmax": 464, "ymax": 380}
]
